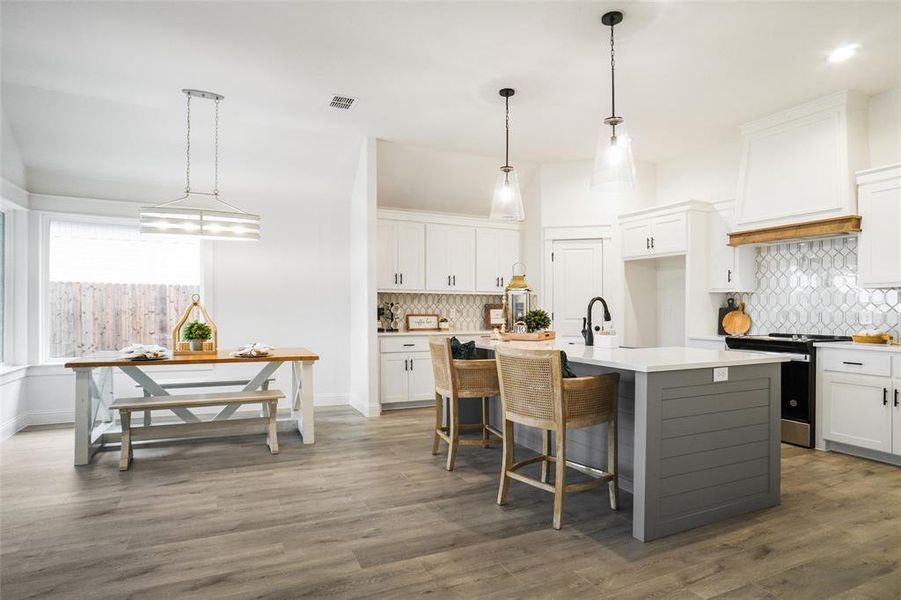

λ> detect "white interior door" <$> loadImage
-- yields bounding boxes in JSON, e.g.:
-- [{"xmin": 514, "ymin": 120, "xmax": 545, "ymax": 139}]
[{"xmin": 551, "ymin": 240, "xmax": 604, "ymax": 340}]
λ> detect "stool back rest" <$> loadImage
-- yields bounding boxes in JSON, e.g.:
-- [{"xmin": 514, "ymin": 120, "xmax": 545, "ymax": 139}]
[
  {"xmin": 429, "ymin": 337, "xmax": 454, "ymax": 396},
  {"xmin": 452, "ymin": 358, "xmax": 500, "ymax": 398},
  {"xmin": 495, "ymin": 345, "xmax": 564, "ymax": 429}
]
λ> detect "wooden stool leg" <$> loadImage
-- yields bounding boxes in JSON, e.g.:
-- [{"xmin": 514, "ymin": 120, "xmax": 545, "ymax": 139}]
[
  {"xmin": 119, "ymin": 410, "xmax": 132, "ymax": 471},
  {"xmin": 446, "ymin": 396, "xmax": 459, "ymax": 471},
  {"xmin": 608, "ymin": 413, "xmax": 619, "ymax": 511},
  {"xmin": 432, "ymin": 392, "xmax": 443, "ymax": 455},
  {"xmin": 267, "ymin": 401, "xmax": 279, "ymax": 454},
  {"xmin": 497, "ymin": 418, "xmax": 515, "ymax": 505},
  {"xmin": 540, "ymin": 429, "xmax": 551, "ymax": 483},
  {"xmin": 481, "ymin": 397, "xmax": 490, "ymax": 448},
  {"xmin": 552, "ymin": 426, "xmax": 567, "ymax": 530}
]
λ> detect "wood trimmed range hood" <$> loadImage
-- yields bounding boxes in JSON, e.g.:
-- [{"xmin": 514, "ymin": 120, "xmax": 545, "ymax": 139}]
[{"xmin": 728, "ymin": 215, "xmax": 861, "ymax": 246}]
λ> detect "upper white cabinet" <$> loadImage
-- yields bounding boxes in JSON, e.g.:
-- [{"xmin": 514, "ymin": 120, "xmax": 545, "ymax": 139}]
[
  {"xmin": 377, "ymin": 220, "xmax": 425, "ymax": 290},
  {"xmin": 857, "ymin": 164, "xmax": 901, "ymax": 288},
  {"xmin": 708, "ymin": 201, "xmax": 756, "ymax": 292},
  {"xmin": 426, "ymin": 224, "xmax": 476, "ymax": 291},
  {"xmin": 735, "ymin": 90, "xmax": 869, "ymax": 230},
  {"xmin": 476, "ymin": 228, "xmax": 520, "ymax": 292},
  {"xmin": 619, "ymin": 202, "xmax": 700, "ymax": 260}
]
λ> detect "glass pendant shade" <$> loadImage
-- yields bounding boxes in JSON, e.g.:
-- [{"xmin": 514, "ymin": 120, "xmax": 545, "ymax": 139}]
[
  {"xmin": 490, "ymin": 166, "xmax": 524, "ymax": 222},
  {"xmin": 591, "ymin": 125, "xmax": 635, "ymax": 190}
]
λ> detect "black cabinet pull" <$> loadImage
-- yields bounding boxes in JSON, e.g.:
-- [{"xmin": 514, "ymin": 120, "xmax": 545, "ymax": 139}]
[
  {"xmin": 404, "ymin": 359, "xmax": 408, "ymax": 371},
  {"xmin": 884, "ymin": 388, "xmax": 888, "ymax": 405},
  {"xmin": 895, "ymin": 389, "xmax": 899, "ymax": 407},
  {"xmin": 447, "ymin": 275, "xmax": 451, "ymax": 286},
  {"xmin": 394, "ymin": 273, "xmax": 398, "ymax": 284},
  {"xmin": 842, "ymin": 361, "xmax": 863, "ymax": 366},
  {"xmin": 646, "ymin": 237, "xmax": 650, "ymax": 249},
  {"xmin": 410, "ymin": 360, "xmax": 414, "ymax": 371},
  {"xmin": 727, "ymin": 269, "xmax": 732, "ymax": 283},
  {"xmin": 501, "ymin": 277, "xmax": 504, "ymax": 286},
  {"xmin": 651, "ymin": 237, "xmax": 655, "ymax": 248},
  {"xmin": 452, "ymin": 275, "xmax": 456, "ymax": 286},
  {"xmin": 402, "ymin": 343, "xmax": 415, "ymax": 347}
]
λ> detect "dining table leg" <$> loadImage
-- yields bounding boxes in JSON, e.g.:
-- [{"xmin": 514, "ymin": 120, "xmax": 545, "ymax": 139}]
[
  {"xmin": 292, "ymin": 360, "xmax": 315, "ymax": 444},
  {"xmin": 74, "ymin": 368, "xmax": 93, "ymax": 466}
]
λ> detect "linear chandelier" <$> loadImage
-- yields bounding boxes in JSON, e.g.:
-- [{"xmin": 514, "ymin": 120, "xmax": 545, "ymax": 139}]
[
  {"xmin": 591, "ymin": 11, "xmax": 636, "ymax": 190},
  {"xmin": 140, "ymin": 89, "xmax": 261, "ymax": 241}
]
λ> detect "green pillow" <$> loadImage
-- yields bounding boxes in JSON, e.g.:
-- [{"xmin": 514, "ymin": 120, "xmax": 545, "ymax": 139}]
[
  {"xmin": 560, "ymin": 351, "xmax": 577, "ymax": 378},
  {"xmin": 450, "ymin": 337, "xmax": 477, "ymax": 360}
]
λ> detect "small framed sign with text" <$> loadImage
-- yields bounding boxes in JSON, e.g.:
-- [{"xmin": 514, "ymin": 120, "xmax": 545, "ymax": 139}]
[{"xmin": 406, "ymin": 314, "xmax": 440, "ymax": 331}]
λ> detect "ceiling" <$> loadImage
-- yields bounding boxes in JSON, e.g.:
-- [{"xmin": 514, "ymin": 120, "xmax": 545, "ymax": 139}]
[{"xmin": 2, "ymin": 1, "xmax": 899, "ymax": 200}]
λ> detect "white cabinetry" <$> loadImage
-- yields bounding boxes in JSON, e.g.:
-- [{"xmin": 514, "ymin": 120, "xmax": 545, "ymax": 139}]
[
  {"xmin": 818, "ymin": 347, "xmax": 901, "ymax": 463},
  {"xmin": 856, "ymin": 164, "xmax": 901, "ymax": 288},
  {"xmin": 377, "ymin": 220, "xmax": 425, "ymax": 290},
  {"xmin": 735, "ymin": 90, "xmax": 869, "ymax": 230},
  {"xmin": 426, "ymin": 224, "xmax": 476, "ymax": 291},
  {"xmin": 620, "ymin": 206, "xmax": 689, "ymax": 261},
  {"xmin": 476, "ymin": 228, "xmax": 520, "ymax": 292},
  {"xmin": 708, "ymin": 201, "xmax": 756, "ymax": 292},
  {"xmin": 378, "ymin": 336, "xmax": 435, "ymax": 406}
]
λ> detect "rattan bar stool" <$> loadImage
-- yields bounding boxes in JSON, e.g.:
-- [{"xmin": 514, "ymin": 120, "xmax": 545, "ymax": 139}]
[
  {"xmin": 429, "ymin": 337, "xmax": 503, "ymax": 471},
  {"xmin": 494, "ymin": 345, "xmax": 619, "ymax": 530}
]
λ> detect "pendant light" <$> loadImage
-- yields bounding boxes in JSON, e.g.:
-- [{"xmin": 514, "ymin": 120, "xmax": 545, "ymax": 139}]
[
  {"xmin": 140, "ymin": 89, "xmax": 261, "ymax": 241},
  {"xmin": 591, "ymin": 11, "xmax": 636, "ymax": 190},
  {"xmin": 490, "ymin": 88, "xmax": 525, "ymax": 222}
]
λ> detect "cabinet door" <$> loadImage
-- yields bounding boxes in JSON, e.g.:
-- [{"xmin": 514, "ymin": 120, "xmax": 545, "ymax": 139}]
[
  {"xmin": 708, "ymin": 209, "xmax": 734, "ymax": 291},
  {"xmin": 475, "ymin": 228, "xmax": 500, "ymax": 292},
  {"xmin": 650, "ymin": 213, "xmax": 687, "ymax": 254},
  {"xmin": 376, "ymin": 220, "xmax": 398, "ymax": 289},
  {"xmin": 496, "ymin": 230, "xmax": 520, "ymax": 288},
  {"xmin": 425, "ymin": 225, "xmax": 452, "ymax": 291},
  {"xmin": 622, "ymin": 220, "xmax": 652, "ymax": 259},
  {"xmin": 448, "ymin": 225, "xmax": 476, "ymax": 291},
  {"xmin": 409, "ymin": 353, "xmax": 436, "ymax": 402},
  {"xmin": 379, "ymin": 354, "xmax": 410, "ymax": 404},
  {"xmin": 822, "ymin": 373, "xmax": 892, "ymax": 452},
  {"xmin": 894, "ymin": 381, "xmax": 901, "ymax": 457},
  {"xmin": 396, "ymin": 222, "xmax": 425, "ymax": 290},
  {"xmin": 858, "ymin": 179, "xmax": 901, "ymax": 288}
]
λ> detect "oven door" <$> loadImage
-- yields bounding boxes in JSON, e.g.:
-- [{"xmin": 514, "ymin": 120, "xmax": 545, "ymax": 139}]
[{"xmin": 780, "ymin": 354, "xmax": 812, "ymax": 446}]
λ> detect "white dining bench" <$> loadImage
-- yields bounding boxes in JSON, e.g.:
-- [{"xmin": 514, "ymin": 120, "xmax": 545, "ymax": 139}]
[
  {"xmin": 112, "ymin": 389, "xmax": 285, "ymax": 471},
  {"xmin": 133, "ymin": 377, "xmax": 276, "ymax": 425}
]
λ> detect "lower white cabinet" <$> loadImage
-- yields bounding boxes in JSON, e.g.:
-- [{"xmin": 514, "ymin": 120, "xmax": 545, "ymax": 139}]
[
  {"xmin": 380, "ymin": 352, "xmax": 435, "ymax": 405},
  {"xmin": 822, "ymin": 372, "xmax": 893, "ymax": 453}
]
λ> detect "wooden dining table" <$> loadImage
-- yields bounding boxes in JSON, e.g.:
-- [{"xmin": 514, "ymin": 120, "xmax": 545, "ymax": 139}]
[{"xmin": 63, "ymin": 347, "xmax": 319, "ymax": 466}]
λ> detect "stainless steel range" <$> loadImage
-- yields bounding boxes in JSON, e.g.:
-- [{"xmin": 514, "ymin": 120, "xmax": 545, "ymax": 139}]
[{"xmin": 725, "ymin": 333, "xmax": 851, "ymax": 448}]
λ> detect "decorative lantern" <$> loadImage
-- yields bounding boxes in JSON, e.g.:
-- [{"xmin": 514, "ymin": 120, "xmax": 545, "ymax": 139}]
[
  {"xmin": 172, "ymin": 294, "xmax": 219, "ymax": 355},
  {"xmin": 503, "ymin": 262, "xmax": 538, "ymax": 331}
]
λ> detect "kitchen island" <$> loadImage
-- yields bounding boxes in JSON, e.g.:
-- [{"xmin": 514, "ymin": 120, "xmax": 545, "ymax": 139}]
[{"xmin": 475, "ymin": 339, "xmax": 789, "ymax": 542}]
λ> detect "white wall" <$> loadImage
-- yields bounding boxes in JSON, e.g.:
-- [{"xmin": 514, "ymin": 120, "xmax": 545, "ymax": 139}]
[
  {"xmin": 867, "ymin": 87, "xmax": 901, "ymax": 167},
  {"xmin": 348, "ymin": 138, "xmax": 379, "ymax": 417},
  {"xmin": 1, "ymin": 107, "xmax": 27, "ymax": 190}
]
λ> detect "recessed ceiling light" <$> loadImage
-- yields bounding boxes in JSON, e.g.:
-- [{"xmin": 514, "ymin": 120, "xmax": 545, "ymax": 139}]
[{"xmin": 828, "ymin": 44, "xmax": 860, "ymax": 63}]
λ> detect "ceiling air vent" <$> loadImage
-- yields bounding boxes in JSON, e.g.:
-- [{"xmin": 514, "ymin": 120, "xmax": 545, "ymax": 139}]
[{"xmin": 329, "ymin": 95, "xmax": 356, "ymax": 110}]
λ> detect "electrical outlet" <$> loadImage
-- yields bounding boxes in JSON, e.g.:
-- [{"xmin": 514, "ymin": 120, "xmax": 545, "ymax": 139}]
[
  {"xmin": 859, "ymin": 311, "xmax": 873, "ymax": 326},
  {"xmin": 713, "ymin": 367, "xmax": 729, "ymax": 382}
]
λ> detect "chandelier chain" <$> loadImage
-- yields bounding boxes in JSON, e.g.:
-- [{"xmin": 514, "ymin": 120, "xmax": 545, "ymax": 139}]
[
  {"xmin": 185, "ymin": 93, "xmax": 191, "ymax": 194},
  {"xmin": 214, "ymin": 98, "xmax": 220, "ymax": 196}
]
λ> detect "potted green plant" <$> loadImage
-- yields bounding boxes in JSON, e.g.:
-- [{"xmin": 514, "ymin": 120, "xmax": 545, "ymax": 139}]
[
  {"xmin": 523, "ymin": 309, "xmax": 551, "ymax": 333},
  {"xmin": 183, "ymin": 320, "xmax": 212, "ymax": 351},
  {"xmin": 438, "ymin": 317, "xmax": 450, "ymax": 331}
]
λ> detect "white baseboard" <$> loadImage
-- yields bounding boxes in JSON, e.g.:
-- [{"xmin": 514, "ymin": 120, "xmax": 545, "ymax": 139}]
[
  {"xmin": 0, "ymin": 413, "xmax": 29, "ymax": 442},
  {"xmin": 28, "ymin": 408, "xmax": 75, "ymax": 426}
]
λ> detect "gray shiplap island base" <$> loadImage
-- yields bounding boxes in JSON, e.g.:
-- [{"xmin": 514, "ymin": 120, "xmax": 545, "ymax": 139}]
[{"xmin": 473, "ymin": 340, "xmax": 788, "ymax": 542}]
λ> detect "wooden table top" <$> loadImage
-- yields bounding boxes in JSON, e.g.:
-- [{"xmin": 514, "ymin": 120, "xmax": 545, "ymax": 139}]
[{"xmin": 64, "ymin": 347, "xmax": 319, "ymax": 369}]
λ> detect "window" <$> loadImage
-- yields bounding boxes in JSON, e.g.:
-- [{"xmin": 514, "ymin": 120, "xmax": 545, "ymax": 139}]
[{"xmin": 46, "ymin": 219, "xmax": 202, "ymax": 358}]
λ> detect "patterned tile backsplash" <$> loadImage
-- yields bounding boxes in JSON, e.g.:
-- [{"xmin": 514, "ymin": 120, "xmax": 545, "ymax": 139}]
[
  {"xmin": 378, "ymin": 292, "xmax": 503, "ymax": 331},
  {"xmin": 736, "ymin": 237, "xmax": 900, "ymax": 338}
]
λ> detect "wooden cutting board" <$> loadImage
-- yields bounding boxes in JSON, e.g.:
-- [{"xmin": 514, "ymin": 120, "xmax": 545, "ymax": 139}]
[{"xmin": 722, "ymin": 302, "xmax": 751, "ymax": 335}]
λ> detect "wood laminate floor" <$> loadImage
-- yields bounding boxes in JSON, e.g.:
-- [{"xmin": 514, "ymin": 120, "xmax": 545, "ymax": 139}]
[{"xmin": 1, "ymin": 407, "xmax": 900, "ymax": 600}]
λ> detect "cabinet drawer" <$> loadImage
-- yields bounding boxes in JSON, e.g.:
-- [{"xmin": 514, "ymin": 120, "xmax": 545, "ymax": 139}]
[
  {"xmin": 820, "ymin": 350, "xmax": 892, "ymax": 377},
  {"xmin": 379, "ymin": 336, "xmax": 430, "ymax": 353}
]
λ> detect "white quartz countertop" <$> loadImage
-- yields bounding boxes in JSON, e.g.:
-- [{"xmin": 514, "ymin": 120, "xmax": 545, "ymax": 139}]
[
  {"xmin": 378, "ymin": 330, "xmax": 493, "ymax": 337},
  {"xmin": 814, "ymin": 341, "xmax": 901, "ymax": 353},
  {"xmin": 474, "ymin": 339, "xmax": 789, "ymax": 373}
]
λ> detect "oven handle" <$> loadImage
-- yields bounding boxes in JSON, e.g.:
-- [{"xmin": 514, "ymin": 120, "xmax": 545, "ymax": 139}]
[{"xmin": 726, "ymin": 348, "xmax": 810, "ymax": 362}]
